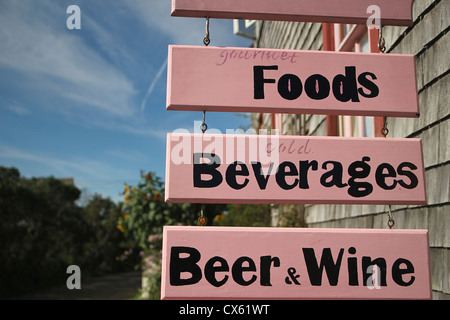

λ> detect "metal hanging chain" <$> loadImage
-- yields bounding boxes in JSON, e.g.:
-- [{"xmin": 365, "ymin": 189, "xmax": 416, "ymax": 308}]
[
  {"xmin": 203, "ymin": 16, "xmax": 211, "ymax": 46},
  {"xmin": 198, "ymin": 114, "xmax": 207, "ymax": 225},
  {"xmin": 381, "ymin": 116, "xmax": 389, "ymax": 137},
  {"xmin": 387, "ymin": 205, "xmax": 395, "ymax": 229},
  {"xmin": 378, "ymin": 24, "xmax": 386, "ymax": 53},
  {"xmin": 378, "ymin": 24, "xmax": 389, "ymax": 137},
  {"xmin": 379, "ymin": 24, "xmax": 392, "ymax": 229},
  {"xmin": 197, "ymin": 17, "xmax": 210, "ymax": 227},
  {"xmin": 198, "ymin": 204, "xmax": 207, "ymax": 227},
  {"xmin": 200, "ymin": 111, "xmax": 208, "ymax": 133}
]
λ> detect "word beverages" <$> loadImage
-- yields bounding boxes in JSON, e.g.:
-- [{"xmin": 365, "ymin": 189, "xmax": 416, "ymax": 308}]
[{"xmin": 166, "ymin": 134, "xmax": 426, "ymax": 205}]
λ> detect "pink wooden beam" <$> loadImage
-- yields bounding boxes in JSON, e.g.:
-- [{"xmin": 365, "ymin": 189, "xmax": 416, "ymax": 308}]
[
  {"xmin": 161, "ymin": 226, "xmax": 431, "ymax": 300},
  {"xmin": 167, "ymin": 45, "xmax": 419, "ymax": 118},
  {"xmin": 171, "ymin": 0, "xmax": 416, "ymax": 26},
  {"xmin": 165, "ymin": 133, "xmax": 427, "ymax": 205}
]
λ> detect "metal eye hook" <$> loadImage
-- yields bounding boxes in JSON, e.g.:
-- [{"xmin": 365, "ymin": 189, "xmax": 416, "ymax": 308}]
[
  {"xmin": 203, "ymin": 16, "xmax": 210, "ymax": 46},
  {"xmin": 387, "ymin": 205, "xmax": 395, "ymax": 229},
  {"xmin": 200, "ymin": 111, "xmax": 208, "ymax": 133},
  {"xmin": 378, "ymin": 24, "xmax": 386, "ymax": 53},
  {"xmin": 381, "ymin": 117, "xmax": 389, "ymax": 137},
  {"xmin": 198, "ymin": 204, "xmax": 207, "ymax": 226}
]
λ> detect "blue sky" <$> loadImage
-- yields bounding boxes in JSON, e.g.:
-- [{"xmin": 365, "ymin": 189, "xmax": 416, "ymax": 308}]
[{"xmin": 0, "ymin": 0, "xmax": 253, "ymax": 203}]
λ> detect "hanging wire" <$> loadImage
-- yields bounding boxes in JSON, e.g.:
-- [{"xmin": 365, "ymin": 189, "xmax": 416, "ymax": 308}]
[
  {"xmin": 379, "ymin": 27, "xmax": 392, "ymax": 230},
  {"xmin": 378, "ymin": 24, "xmax": 386, "ymax": 53},
  {"xmin": 378, "ymin": 24, "xmax": 388, "ymax": 138},
  {"xmin": 203, "ymin": 16, "xmax": 210, "ymax": 46},
  {"xmin": 381, "ymin": 116, "xmax": 389, "ymax": 137},
  {"xmin": 387, "ymin": 205, "xmax": 395, "ymax": 229},
  {"xmin": 200, "ymin": 111, "xmax": 208, "ymax": 133},
  {"xmin": 198, "ymin": 114, "xmax": 207, "ymax": 225},
  {"xmin": 198, "ymin": 204, "xmax": 207, "ymax": 226},
  {"xmin": 198, "ymin": 113, "xmax": 207, "ymax": 224},
  {"xmin": 196, "ymin": 16, "xmax": 211, "ymax": 227}
]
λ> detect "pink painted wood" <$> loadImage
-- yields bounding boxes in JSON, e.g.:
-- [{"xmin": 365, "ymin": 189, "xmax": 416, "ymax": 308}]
[
  {"xmin": 171, "ymin": 0, "xmax": 415, "ymax": 26},
  {"xmin": 167, "ymin": 45, "xmax": 419, "ymax": 118},
  {"xmin": 165, "ymin": 133, "xmax": 427, "ymax": 205},
  {"xmin": 161, "ymin": 226, "xmax": 431, "ymax": 300}
]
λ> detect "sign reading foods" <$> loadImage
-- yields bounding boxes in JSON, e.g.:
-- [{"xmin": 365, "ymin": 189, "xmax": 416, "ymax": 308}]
[{"xmin": 167, "ymin": 45, "xmax": 419, "ymax": 118}]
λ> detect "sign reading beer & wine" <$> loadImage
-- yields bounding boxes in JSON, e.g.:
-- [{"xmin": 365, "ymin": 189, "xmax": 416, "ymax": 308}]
[{"xmin": 161, "ymin": 226, "xmax": 431, "ymax": 300}]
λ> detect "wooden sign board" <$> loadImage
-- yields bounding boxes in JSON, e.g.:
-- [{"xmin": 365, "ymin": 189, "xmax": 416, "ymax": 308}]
[
  {"xmin": 161, "ymin": 226, "xmax": 431, "ymax": 300},
  {"xmin": 165, "ymin": 133, "xmax": 427, "ymax": 205},
  {"xmin": 171, "ymin": 0, "xmax": 415, "ymax": 26},
  {"xmin": 167, "ymin": 45, "xmax": 419, "ymax": 118}
]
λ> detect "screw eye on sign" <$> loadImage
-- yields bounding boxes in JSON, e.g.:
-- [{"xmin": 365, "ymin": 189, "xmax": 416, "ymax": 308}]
[
  {"xmin": 171, "ymin": 0, "xmax": 415, "ymax": 26},
  {"xmin": 167, "ymin": 45, "xmax": 419, "ymax": 118},
  {"xmin": 161, "ymin": 226, "xmax": 431, "ymax": 300},
  {"xmin": 165, "ymin": 133, "xmax": 427, "ymax": 205}
]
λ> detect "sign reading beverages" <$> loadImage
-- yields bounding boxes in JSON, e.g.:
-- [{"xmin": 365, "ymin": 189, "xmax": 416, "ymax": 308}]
[
  {"xmin": 171, "ymin": 0, "xmax": 416, "ymax": 26},
  {"xmin": 161, "ymin": 226, "xmax": 431, "ymax": 300},
  {"xmin": 167, "ymin": 45, "xmax": 419, "ymax": 117},
  {"xmin": 165, "ymin": 133, "xmax": 427, "ymax": 205}
]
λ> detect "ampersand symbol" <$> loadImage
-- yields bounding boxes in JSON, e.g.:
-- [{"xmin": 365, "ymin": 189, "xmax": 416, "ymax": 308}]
[{"xmin": 285, "ymin": 267, "xmax": 301, "ymax": 285}]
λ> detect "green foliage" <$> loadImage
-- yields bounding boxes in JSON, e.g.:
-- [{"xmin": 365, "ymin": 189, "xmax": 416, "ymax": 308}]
[
  {"xmin": 273, "ymin": 204, "xmax": 307, "ymax": 227},
  {"xmin": 0, "ymin": 166, "xmax": 132, "ymax": 298},
  {"xmin": 119, "ymin": 171, "xmax": 227, "ymax": 299},
  {"xmin": 214, "ymin": 203, "xmax": 272, "ymax": 227},
  {"xmin": 118, "ymin": 171, "xmax": 226, "ymax": 252},
  {"xmin": 2, "ymin": 165, "xmax": 271, "ymax": 299}
]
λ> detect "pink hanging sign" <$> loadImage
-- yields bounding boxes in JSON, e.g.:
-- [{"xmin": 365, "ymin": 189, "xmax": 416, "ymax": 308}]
[
  {"xmin": 171, "ymin": 0, "xmax": 416, "ymax": 26},
  {"xmin": 161, "ymin": 226, "xmax": 431, "ymax": 300},
  {"xmin": 167, "ymin": 45, "xmax": 419, "ymax": 117},
  {"xmin": 165, "ymin": 133, "xmax": 427, "ymax": 205}
]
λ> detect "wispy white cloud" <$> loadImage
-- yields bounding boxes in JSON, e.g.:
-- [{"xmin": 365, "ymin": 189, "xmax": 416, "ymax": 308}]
[
  {"xmin": 0, "ymin": 1, "xmax": 137, "ymax": 118},
  {"xmin": 0, "ymin": 142, "xmax": 130, "ymax": 180},
  {"xmin": 141, "ymin": 58, "xmax": 168, "ymax": 114},
  {"xmin": 7, "ymin": 104, "xmax": 31, "ymax": 116},
  {"xmin": 123, "ymin": 0, "xmax": 251, "ymax": 47}
]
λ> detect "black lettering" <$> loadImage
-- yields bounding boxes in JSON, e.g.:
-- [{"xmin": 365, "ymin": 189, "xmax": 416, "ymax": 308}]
[
  {"xmin": 278, "ymin": 74, "xmax": 303, "ymax": 100},
  {"xmin": 251, "ymin": 162, "xmax": 274, "ymax": 190},
  {"xmin": 376, "ymin": 163, "xmax": 397, "ymax": 190},
  {"xmin": 170, "ymin": 247, "xmax": 202, "ymax": 286},
  {"xmin": 396, "ymin": 162, "xmax": 419, "ymax": 189},
  {"xmin": 205, "ymin": 256, "xmax": 229, "ymax": 287},
  {"xmin": 320, "ymin": 161, "xmax": 348, "ymax": 188},
  {"xmin": 332, "ymin": 66, "xmax": 360, "ymax": 102},
  {"xmin": 347, "ymin": 247, "xmax": 359, "ymax": 286},
  {"xmin": 357, "ymin": 72, "xmax": 379, "ymax": 98},
  {"xmin": 226, "ymin": 161, "xmax": 249, "ymax": 190},
  {"xmin": 260, "ymin": 256, "xmax": 280, "ymax": 286},
  {"xmin": 362, "ymin": 257, "xmax": 387, "ymax": 286},
  {"xmin": 302, "ymin": 248, "xmax": 344, "ymax": 286},
  {"xmin": 232, "ymin": 257, "xmax": 257, "ymax": 286},
  {"xmin": 276, "ymin": 161, "xmax": 299, "ymax": 190},
  {"xmin": 347, "ymin": 156, "xmax": 373, "ymax": 198},
  {"xmin": 254, "ymin": 65, "xmax": 278, "ymax": 99},
  {"xmin": 392, "ymin": 258, "xmax": 415, "ymax": 286},
  {"xmin": 193, "ymin": 153, "xmax": 223, "ymax": 188},
  {"xmin": 299, "ymin": 160, "xmax": 318, "ymax": 189},
  {"xmin": 305, "ymin": 74, "xmax": 330, "ymax": 100}
]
